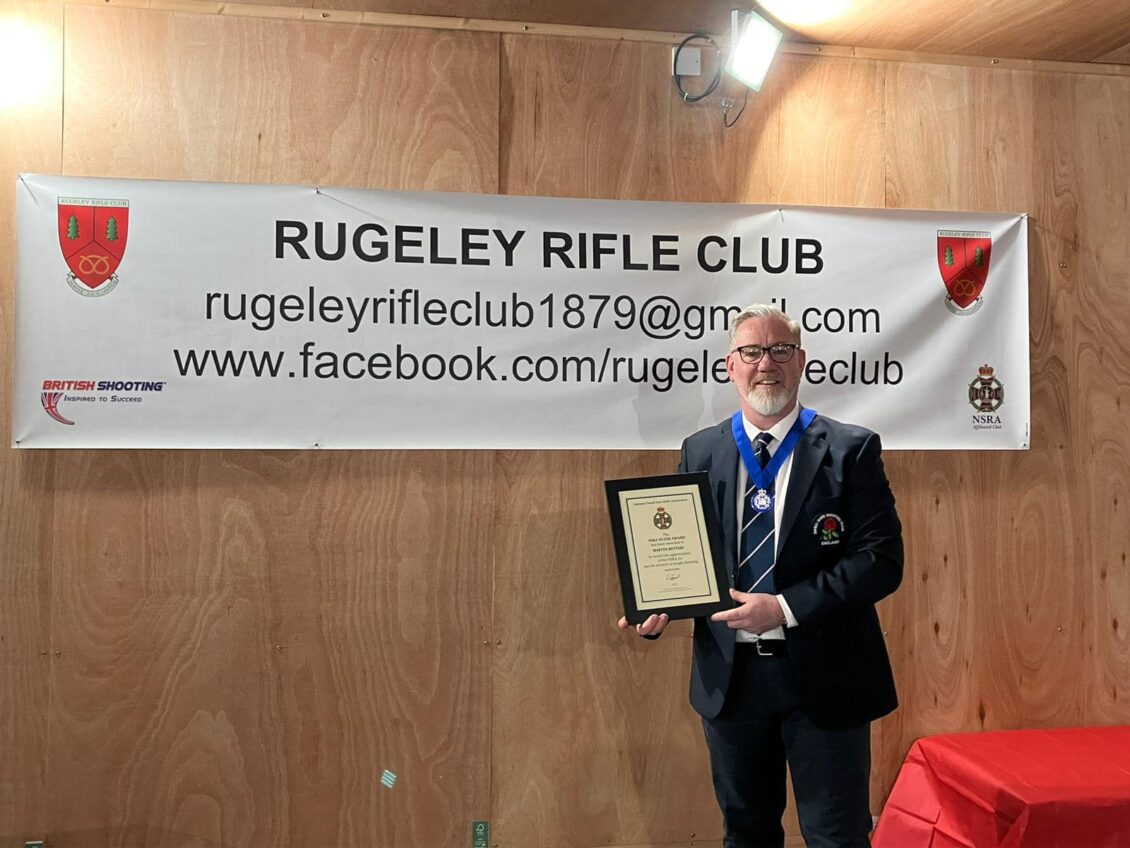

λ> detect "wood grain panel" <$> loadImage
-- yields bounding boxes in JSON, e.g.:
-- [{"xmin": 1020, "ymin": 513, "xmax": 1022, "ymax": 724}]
[
  {"xmin": 500, "ymin": 35, "xmax": 779, "ymax": 203},
  {"xmin": 1026, "ymin": 70, "xmax": 1080, "ymax": 458},
  {"xmin": 762, "ymin": 54, "xmax": 886, "ymax": 207},
  {"xmin": 869, "ymin": 455, "xmax": 917, "ymax": 803},
  {"xmin": 976, "ymin": 452, "xmax": 1086, "ymax": 728},
  {"xmin": 63, "ymin": 4, "xmax": 499, "ymax": 192},
  {"xmin": 47, "ymin": 450, "xmax": 493, "ymax": 847},
  {"xmin": 0, "ymin": 2, "xmax": 62, "ymax": 845},
  {"xmin": 491, "ymin": 449, "xmax": 724, "ymax": 847},
  {"xmin": 878, "ymin": 454, "xmax": 979, "ymax": 737},
  {"xmin": 1069, "ymin": 73, "xmax": 1130, "ymax": 724},
  {"xmin": 502, "ymin": 40, "xmax": 884, "ymax": 206},
  {"xmin": 884, "ymin": 63, "xmax": 1039, "ymax": 213}
]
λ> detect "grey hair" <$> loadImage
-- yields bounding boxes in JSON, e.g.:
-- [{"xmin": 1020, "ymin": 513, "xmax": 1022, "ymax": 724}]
[{"xmin": 728, "ymin": 303, "xmax": 802, "ymax": 347}]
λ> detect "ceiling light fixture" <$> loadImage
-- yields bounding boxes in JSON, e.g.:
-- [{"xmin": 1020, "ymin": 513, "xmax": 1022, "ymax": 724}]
[
  {"xmin": 671, "ymin": 8, "xmax": 784, "ymax": 128},
  {"xmin": 725, "ymin": 9, "xmax": 783, "ymax": 92}
]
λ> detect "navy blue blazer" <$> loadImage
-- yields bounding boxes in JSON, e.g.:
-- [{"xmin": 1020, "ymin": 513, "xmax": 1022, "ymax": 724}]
[{"xmin": 678, "ymin": 412, "xmax": 903, "ymax": 728}]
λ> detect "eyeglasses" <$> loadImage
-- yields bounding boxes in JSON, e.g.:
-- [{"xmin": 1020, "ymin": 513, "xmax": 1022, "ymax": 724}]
[{"xmin": 730, "ymin": 342, "xmax": 800, "ymax": 364}]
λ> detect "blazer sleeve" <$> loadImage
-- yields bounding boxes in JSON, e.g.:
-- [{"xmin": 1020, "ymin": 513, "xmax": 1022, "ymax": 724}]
[{"xmin": 779, "ymin": 431, "xmax": 903, "ymax": 629}]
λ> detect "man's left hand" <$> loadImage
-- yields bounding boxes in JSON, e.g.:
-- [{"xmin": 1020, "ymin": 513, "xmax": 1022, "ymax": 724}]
[{"xmin": 710, "ymin": 588, "xmax": 786, "ymax": 632}]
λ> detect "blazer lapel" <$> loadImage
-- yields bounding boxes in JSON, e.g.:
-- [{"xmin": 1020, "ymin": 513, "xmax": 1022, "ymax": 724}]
[
  {"xmin": 711, "ymin": 423, "xmax": 740, "ymax": 586},
  {"xmin": 779, "ymin": 419, "xmax": 828, "ymax": 548}
]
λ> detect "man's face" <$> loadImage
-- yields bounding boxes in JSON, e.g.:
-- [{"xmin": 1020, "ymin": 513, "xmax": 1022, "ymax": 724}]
[{"xmin": 726, "ymin": 316, "xmax": 806, "ymax": 419}]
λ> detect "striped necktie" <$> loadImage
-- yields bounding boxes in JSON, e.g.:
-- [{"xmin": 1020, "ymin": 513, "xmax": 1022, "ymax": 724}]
[{"xmin": 738, "ymin": 432, "xmax": 776, "ymax": 593}]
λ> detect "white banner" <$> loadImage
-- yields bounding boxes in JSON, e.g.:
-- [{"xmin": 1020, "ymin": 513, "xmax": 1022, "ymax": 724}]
[{"xmin": 13, "ymin": 174, "xmax": 1029, "ymax": 450}]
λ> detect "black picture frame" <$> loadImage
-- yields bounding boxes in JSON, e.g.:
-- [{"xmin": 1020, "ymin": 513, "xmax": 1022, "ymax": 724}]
[{"xmin": 604, "ymin": 471, "xmax": 732, "ymax": 625}]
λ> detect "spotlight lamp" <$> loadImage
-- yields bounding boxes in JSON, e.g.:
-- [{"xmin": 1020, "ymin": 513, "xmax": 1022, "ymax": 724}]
[
  {"xmin": 671, "ymin": 7, "xmax": 783, "ymax": 127},
  {"xmin": 726, "ymin": 9, "xmax": 783, "ymax": 92}
]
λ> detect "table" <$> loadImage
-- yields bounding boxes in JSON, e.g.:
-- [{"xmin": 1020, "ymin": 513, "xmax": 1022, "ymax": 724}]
[{"xmin": 872, "ymin": 726, "xmax": 1130, "ymax": 847}]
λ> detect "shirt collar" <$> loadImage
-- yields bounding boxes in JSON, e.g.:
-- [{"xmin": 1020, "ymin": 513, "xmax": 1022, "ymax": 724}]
[{"xmin": 742, "ymin": 403, "xmax": 801, "ymax": 450}]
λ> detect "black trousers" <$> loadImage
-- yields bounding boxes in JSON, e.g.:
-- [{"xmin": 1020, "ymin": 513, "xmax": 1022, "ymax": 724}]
[{"xmin": 700, "ymin": 645, "xmax": 872, "ymax": 848}]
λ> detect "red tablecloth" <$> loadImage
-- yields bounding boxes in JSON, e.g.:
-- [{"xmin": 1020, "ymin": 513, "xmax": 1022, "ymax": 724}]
[{"xmin": 872, "ymin": 727, "xmax": 1130, "ymax": 847}]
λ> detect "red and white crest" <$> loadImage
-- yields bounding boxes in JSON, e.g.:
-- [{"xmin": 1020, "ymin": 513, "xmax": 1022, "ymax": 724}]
[
  {"xmin": 937, "ymin": 230, "xmax": 991, "ymax": 312},
  {"xmin": 58, "ymin": 197, "xmax": 129, "ymax": 291}
]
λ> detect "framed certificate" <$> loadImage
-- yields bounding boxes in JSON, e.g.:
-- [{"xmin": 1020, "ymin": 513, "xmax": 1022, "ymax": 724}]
[{"xmin": 604, "ymin": 472, "xmax": 731, "ymax": 624}]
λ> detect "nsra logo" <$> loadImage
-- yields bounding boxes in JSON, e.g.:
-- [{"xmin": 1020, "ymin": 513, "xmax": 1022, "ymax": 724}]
[
  {"xmin": 969, "ymin": 364, "xmax": 1004, "ymax": 412},
  {"xmin": 653, "ymin": 506, "xmax": 673, "ymax": 530},
  {"xmin": 58, "ymin": 197, "xmax": 129, "ymax": 296},
  {"xmin": 938, "ymin": 230, "xmax": 991, "ymax": 315}
]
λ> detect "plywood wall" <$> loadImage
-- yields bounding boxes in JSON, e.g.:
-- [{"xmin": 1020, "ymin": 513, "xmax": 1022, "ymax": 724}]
[
  {"xmin": 2, "ymin": 4, "xmax": 1129, "ymax": 847},
  {"xmin": 0, "ymin": 2, "xmax": 62, "ymax": 843}
]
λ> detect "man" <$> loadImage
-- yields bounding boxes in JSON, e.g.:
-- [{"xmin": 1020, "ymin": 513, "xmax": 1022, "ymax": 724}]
[{"xmin": 619, "ymin": 303, "xmax": 903, "ymax": 848}]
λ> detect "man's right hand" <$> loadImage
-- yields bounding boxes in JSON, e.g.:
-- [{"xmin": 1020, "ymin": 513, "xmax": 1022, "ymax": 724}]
[{"xmin": 618, "ymin": 613, "xmax": 669, "ymax": 638}]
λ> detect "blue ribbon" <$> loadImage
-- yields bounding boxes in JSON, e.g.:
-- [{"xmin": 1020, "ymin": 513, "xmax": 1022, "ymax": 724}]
[{"xmin": 731, "ymin": 407, "xmax": 817, "ymax": 496}]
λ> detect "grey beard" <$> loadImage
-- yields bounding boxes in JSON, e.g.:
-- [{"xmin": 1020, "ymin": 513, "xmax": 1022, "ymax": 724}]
[{"xmin": 745, "ymin": 386, "xmax": 792, "ymax": 417}]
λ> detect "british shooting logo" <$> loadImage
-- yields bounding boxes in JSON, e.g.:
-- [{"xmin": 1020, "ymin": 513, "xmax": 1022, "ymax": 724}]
[
  {"xmin": 938, "ymin": 230, "xmax": 991, "ymax": 315},
  {"xmin": 38, "ymin": 378, "xmax": 167, "ymax": 426},
  {"xmin": 41, "ymin": 390, "xmax": 75, "ymax": 426},
  {"xmin": 58, "ymin": 197, "xmax": 129, "ymax": 296}
]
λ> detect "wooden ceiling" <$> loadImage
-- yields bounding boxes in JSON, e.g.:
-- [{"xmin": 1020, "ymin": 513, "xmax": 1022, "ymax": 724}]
[{"xmin": 306, "ymin": 0, "xmax": 1130, "ymax": 64}]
